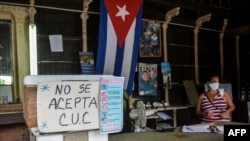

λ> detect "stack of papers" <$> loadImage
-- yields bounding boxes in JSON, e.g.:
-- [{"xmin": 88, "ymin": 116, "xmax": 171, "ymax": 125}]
[
  {"xmin": 157, "ymin": 112, "xmax": 172, "ymax": 120},
  {"xmin": 182, "ymin": 125, "xmax": 211, "ymax": 132},
  {"xmin": 182, "ymin": 124, "xmax": 224, "ymax": 134}
]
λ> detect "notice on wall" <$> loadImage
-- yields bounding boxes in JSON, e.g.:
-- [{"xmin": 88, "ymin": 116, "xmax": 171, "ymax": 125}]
[
  {"xmin": 49, "ymin": 34, "xmax": 63, "ymax": 52},
  {"xmin": 99, "ymin": 76, "xmax": 124, "ymax": 134},
  {"xmin": 37, "ymin": 81, "xmax": 100, "ymax": 133}
]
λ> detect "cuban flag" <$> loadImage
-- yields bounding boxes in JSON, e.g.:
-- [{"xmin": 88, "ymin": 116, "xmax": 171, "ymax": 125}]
[{"xmin": 96, "ymin": 0, "xmax": 144, "ymax": 95}]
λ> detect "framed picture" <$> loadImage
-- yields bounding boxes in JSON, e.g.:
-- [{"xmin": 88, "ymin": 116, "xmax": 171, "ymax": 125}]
[
  {"xmin": 138, "ymin": 62, "xmax": 158, "ymax": 96},
  {"xmin": 139, "ymin": 19, "xmax": 161, "ymax": 57}
]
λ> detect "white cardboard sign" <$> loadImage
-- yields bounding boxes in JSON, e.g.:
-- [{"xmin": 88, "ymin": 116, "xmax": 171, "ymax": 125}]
[{"xmin": 37, "ymin": 81, "xmax": 99, "ymax": 133}]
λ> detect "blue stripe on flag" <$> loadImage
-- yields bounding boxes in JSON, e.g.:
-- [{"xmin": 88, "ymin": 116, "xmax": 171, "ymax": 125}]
[
  {"xmin": 95, "ymin": 0, "xmax": 108, "ymax": 74},
  {"xmin": 114, "ymin": 46, "xmax": 124, "ymax": 76},
  {"xmin": 126, "ymin": 7, "xmax": 143, "ymax": 94}
]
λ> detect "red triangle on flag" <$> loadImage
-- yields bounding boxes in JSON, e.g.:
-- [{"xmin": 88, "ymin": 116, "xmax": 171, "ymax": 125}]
[{"xmin": 104, "ymin": 0, "xmax": 142, "ymax": 47}]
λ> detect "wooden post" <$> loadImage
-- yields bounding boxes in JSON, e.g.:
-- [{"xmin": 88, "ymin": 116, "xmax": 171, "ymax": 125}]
[
  {"xmin": 194, "ymin": 14, "xmax": 211, "ymax": 84},
  {"xmin": 162, "ymin": 7, "xmax": 180, "ymax": 103},
  {"xmin": 80, "ymin": 0, "xmax": 93, "ymax": 52},
  {"xmin": 219, "ymin": 19, "xmax": 228, "ymax": 82},
  {"xmin": 28, "ymin": 0, "xmax": 36, "ymax": 25},
  {"xmin": 235, "ymin": 36, "xmax": 240, "ymax": 100}
]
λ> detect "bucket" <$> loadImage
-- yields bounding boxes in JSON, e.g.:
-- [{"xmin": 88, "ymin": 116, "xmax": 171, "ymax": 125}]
[{"xmin": 79, "ymin": 52, "xmax": 95, "ymax": 74}]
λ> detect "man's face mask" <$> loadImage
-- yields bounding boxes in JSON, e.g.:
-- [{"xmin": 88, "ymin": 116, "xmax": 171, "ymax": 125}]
[{"xmin": 209, "ymin": 82, "xmax": 219, "ymax": 90}]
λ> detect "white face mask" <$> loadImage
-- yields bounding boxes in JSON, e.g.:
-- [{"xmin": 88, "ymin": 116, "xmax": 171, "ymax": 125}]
[{"xmin": 209, "ymin": 82, "xmax": 219, "ymax": 90}]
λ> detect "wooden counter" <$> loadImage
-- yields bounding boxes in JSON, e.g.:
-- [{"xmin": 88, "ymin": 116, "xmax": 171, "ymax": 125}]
[
  {"xmin": 109, "ymin": 121, "xmax": 249, "ymax": 141},
  {"xmin": 109, "ymin": 131, "xmax": 222, "ymax": 141}
]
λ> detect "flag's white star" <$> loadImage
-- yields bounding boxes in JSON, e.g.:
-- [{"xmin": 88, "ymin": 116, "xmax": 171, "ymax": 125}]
[{"xmin": 115, "ymin": 5, "xmax": 130, "ymax": 21}]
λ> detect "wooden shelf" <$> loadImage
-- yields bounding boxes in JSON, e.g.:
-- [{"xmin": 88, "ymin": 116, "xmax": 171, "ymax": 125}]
[
  {"xmin": 0, "ymin": 104, "xmax": 24, "ymax": 125},
  {"xmin": 38, "ymin": 60, "xmax": 79, "ymax": 64},
  {"xmin": 146, "ymin": 106, "xmax": 188, "ymax": 127},
  {"xmin": 0, "ymin": 103, "xmax": 23, "ymax": 113},
  {"xmin": 168, "ymin": 43, "xmax": 194, "ymax": 48}
]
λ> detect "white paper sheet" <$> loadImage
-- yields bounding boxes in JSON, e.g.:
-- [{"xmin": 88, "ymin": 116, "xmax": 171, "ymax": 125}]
[
  {"xmin": 215, "ymin": 125, "xmax": 224, "ymax": 134},
  {"xmin": 49, "ymin": 34, "xmax": 63, "ymax": 52}
]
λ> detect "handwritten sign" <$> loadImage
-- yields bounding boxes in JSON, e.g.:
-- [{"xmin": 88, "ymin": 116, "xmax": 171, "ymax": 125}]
[
  {"xmin": 37, "ymin": 81, "xmax": 99, "ymax": 133},
  {"xmin": 99, "ymin": 76, "xmax": 124, "ymax": 134}
]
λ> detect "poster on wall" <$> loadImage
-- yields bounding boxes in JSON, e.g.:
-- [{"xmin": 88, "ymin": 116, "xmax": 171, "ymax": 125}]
[
  {"xmin": 161, "ymin": 62, "xmax": 171, "ymax": 89},
  {"xmin": 138, "ymin": 63, "xmax": 158, "ymax": 96},
  {"xmin": 139, "ymin": 19, "xmax": 161, "ymax": 57},
  {"xmin": 99, "ymin": 76, "xmax": 124, "ymax": 134}
]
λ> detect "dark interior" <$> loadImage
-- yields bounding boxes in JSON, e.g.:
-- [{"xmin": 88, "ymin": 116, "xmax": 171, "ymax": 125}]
[{"xmin": 0, "ymin": 0, "xmax": 250, "ymax": 135}]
